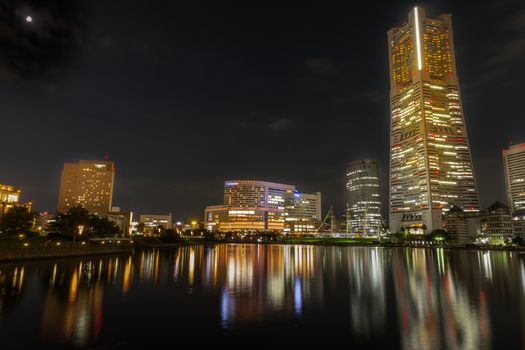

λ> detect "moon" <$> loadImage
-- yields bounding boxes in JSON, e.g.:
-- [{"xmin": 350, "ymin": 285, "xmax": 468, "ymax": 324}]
[{"xmin": 25, "ymin": 16, "xmax": 32, "ymax": 23}]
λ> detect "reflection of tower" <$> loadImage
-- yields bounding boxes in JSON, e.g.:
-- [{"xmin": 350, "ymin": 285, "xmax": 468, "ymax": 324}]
[
  {"xmin": 348, "ymin": 248, "xmax": 387, "ymax": 337},
  {"xmin": 392, "ymin": 249, "xmax": 491, "ymax": 349}
]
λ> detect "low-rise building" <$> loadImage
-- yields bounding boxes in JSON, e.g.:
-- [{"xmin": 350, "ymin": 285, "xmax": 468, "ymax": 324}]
[
  {"xmin": 139, "ymin": 214, "xmax": 173, "ymax": 234},
  {"xmin": 205, "ymin": 180, "xmax": 321, "ymax": 233},
  {"xmin": 1, "ymin": 184, "xmax": 21, "ymax": 214},
  {"xmin": 33, "ymin": 211, "xmax": 54, "ymax": 234},
  {"xmin": 480, "ymin": 201, "xmax": 514, "ymax": 244},
  {"xmin": 284, "ymin": 191, "xmax": 322, "ymax": 234},
  {"xmin": 444, "ymin": 206, "xmax": 482, "ymax": 243},
  {"xmin": 205, "ymin": 205, "xmax": 284, "ymax": 232},
  {"xmin": 513, "ymin": 211, "xmax": 525, "ymax": 239},
  {"xmin": 107, "ymin": 209, "xmax": 133, "ymax": 236}
]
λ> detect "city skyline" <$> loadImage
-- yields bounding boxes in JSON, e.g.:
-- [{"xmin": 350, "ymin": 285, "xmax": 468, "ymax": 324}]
[{"xmin": 2, "ymin": 0, "xmax": 524, "ymax": 219}]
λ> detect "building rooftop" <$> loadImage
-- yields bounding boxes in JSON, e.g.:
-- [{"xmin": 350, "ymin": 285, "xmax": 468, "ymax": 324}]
[{"xmin": 487, "ymin": 201, "xmax": 509, "ymax": 210}]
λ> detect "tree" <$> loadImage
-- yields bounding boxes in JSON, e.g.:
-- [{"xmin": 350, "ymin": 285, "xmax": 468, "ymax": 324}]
[
  {"xmin": 0, "ymin": 206, "xmax": 35, "ymax": 236},
  {"xmin": 428, "ymin": 229, "xmax": 450, "ymax": 242},
  {"xmin": 160, "ymin": 228, "xmax": 183, "ymax": 243},
  {"xmin": 89, "ymin": 215, "xmax": 121, "ymax": 237},
  {"xmin": 48, "ymin": 205, "xmax": 120, "ymax": 238},
  {"xmin": 49, "ymin": 205, "xmax": 90, "ymax": 236}
]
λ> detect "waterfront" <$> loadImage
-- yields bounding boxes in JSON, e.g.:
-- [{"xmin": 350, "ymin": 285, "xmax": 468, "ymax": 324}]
[{"xmin": 0, "ymin": 244, "xmax": 523, "ymax": 348}]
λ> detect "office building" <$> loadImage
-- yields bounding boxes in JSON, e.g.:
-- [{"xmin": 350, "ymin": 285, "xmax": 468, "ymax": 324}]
[
  {"xmin": 388, "ymin": 7, "xmax": 480, "ymax": 234},
  {"xmin": 346, "ymin": 160, "xmax": 383, "ymax": 235},
  {"xmin": 502, "ymin": 143, "xmax": 525, "ymax": 212},
  {"xmin": 205, "ymin": 205, "xmax": 282, "ymax": 232},
  {"xmin": 139, "ymin": 214, "xmax": 173, "ymax": 234},
  {"xmin": 224, "ymin": 180, "xmax": 295, "ymax": 209},
  {"xmin": 57, "ymin": 160, "xmax": 115, "ymax": 214},
  {"xmin": 444, "ymin": 206, "xmax": 482, "ymax": 243},
  {"xmin": 205, "ymin": 180, "xmax": 320, "ymax": 233},
  {"xmin": 284, "ymin": 191, "xmax": 322, "ymax": 234},
  {"xmin": 480, "ymin": 201, "xmax": 514, "ymax": 244},
  {"xmin": 513, "ymin": 212, "xmax": 525, "ymax": 239},
  {"xmin": 107, "ymin": 210, "xmax": 133, "ymax": 236}
]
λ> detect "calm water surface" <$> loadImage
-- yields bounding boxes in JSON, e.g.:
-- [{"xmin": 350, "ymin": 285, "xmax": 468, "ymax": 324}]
[{"xmin": 0, "ymin": 244, "xmax": 523, "ymax": 348}]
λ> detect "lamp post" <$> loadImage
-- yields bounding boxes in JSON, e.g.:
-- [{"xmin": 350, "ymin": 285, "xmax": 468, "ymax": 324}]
[{"xmin": 74, "ymin": 225, "xmax": 84, "ymax": 247}]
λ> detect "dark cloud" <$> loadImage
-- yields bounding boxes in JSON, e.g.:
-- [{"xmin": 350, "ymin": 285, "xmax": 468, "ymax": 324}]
[
  {"xmin": 236, "ymin": 112, "xmax": 296, "ymax": 132},
  {"xmin": 304, "ymin": 57, "xmax": 339, "ymax": 77},
  {"xmin": 0, "ymin": 0, "xmax": 84, "ymax": 82},
  {"xmin": 474, "ymin": 8, "xmax": 525, "ymax": 84},
  {"xmin": 360, "ymin": 89, "xmax": 386, "ymax": 105}
]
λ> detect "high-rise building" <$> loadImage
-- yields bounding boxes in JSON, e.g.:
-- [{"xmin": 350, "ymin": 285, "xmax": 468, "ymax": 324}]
[
  {"xmin": 387, "ymin": 7, "xmax": 480, "ymax": 234},
  {"xmin": 502, "ymin": 143, "xmax": 525, "ymax": 212},
  {"xmin": 346, "ymin": 160, "xmax": 383, "ymax": 235},
  {"xmin": 57, "ymin": 160, "xmax": 115, "ymax": 214}
]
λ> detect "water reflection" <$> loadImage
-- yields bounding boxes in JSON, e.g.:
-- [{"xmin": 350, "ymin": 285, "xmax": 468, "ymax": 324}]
[{"xmin": 0, "ymin": 245, "xmax": 524, "ymax": 348}]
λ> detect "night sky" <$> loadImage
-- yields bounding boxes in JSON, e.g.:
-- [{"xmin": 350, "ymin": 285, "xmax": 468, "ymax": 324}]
[{"xmin": 2, "ymin": 0, "xmax": 524, "ymax": 220}]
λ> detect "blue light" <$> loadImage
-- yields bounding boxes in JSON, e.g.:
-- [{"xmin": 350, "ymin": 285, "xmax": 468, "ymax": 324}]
[
  {"xmin": 294, "ymin": 277, "xmax": 302, "ymax": 316},
  {"xmin": 225, "ymin": 182, "xmax": 239, "ymax": 186},
  {"xmin": 294, "ymin": 193, "xmax": 301, "ymax": 198}
]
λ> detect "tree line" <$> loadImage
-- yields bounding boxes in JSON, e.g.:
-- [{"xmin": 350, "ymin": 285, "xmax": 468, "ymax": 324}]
[{"xmin": 0, "ymin": 205, "xmax": 121, "ymax": 239}]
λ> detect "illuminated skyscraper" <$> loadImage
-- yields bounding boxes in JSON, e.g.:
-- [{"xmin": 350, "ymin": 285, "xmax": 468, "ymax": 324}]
[
  {"xmin": 502, "ymin": 143, "xmax": 525, "ymax": 212},
  {"xmin": 57, "ymin": 160, "xmax": 115, "ymax": 214},
  {"xmin": 346, "ymin": 160, "xmax": 383, "ymax": 235},
  {"xmin": 388, "ymin": 7, "xmax": 479, "ymax": 234}
]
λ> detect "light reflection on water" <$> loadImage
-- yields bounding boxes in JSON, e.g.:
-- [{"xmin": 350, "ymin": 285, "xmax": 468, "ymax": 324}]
[{"xmin": 0, "ymin": 245, "xmax": 524, "ymax": 348}]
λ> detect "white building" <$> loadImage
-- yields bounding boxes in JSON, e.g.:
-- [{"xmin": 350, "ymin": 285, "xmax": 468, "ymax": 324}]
[{"xmin": 503, "ymin": 143, "xmax": 525, "ymax": 212}]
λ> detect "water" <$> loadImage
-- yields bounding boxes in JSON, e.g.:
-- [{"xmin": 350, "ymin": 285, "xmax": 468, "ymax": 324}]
[{"xmin": 0, "ymin": 244, "xmax": 523, "ymax": 348}]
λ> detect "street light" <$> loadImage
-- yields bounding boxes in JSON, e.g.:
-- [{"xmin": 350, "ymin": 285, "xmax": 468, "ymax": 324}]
[{"xmin": 74, "ymin": 225, "xmax": 84, "ymax": 246}]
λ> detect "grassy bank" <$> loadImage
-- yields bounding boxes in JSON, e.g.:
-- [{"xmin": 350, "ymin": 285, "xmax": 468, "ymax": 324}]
[{"xmin": 1, "ymin": 236, "xmax": 524, "ymax": 263}]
